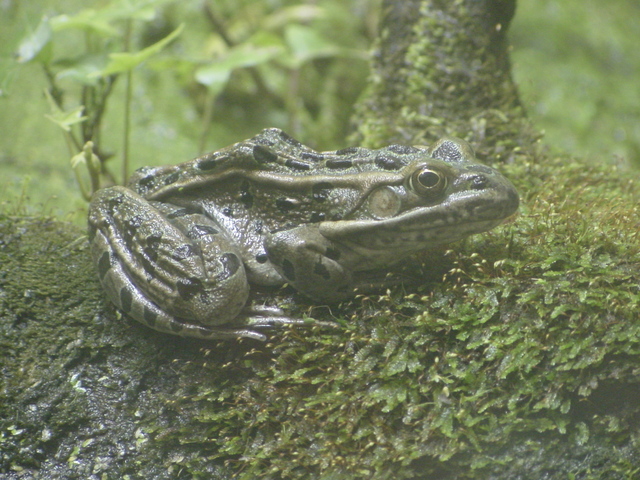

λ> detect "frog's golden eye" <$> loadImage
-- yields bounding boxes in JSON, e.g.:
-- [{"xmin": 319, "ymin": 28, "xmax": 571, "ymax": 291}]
[{"xmin": 409, "ymin": 167, "xmax": 447, "ymax": 197}]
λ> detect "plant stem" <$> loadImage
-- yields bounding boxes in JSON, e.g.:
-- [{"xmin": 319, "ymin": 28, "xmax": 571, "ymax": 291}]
[
  {"xmin": 122, "ymin": 19, "xmax": 133, "ymax": 184},
  {"xmin": 199, "ymin": 89, "xmax": 215, "ymax": 155}
]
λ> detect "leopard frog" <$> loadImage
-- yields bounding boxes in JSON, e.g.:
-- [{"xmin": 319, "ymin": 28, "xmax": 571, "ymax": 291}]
[{"xmin": 88, "ymin": 128, "xmax": 519, "ymax": 340}]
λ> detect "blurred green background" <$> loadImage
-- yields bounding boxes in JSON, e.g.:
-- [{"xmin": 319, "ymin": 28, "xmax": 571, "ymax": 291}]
[{"xmin": 0, "ymin": 0, "xmax": 638, "ymax": 225}]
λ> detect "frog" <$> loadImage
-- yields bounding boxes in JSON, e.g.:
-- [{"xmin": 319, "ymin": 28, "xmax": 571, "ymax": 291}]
[{"xmin": 88, "ymin": 128, "xmax": 519, "ymax": 341}]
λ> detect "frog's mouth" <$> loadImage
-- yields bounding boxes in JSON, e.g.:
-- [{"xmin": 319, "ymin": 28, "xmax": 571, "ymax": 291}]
[{"xmin": 319, "ymin": 184, "xmax": 519, "ymax": 252}]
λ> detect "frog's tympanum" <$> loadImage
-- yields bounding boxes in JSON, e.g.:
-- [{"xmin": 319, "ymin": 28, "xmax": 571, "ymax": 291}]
[{"xmin": 88, "ymin": 128, "xmax": 519, "ymax": 340}]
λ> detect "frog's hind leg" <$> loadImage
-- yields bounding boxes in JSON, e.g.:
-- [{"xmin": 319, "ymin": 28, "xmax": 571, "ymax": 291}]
[
  {"xmin": 90, "ymin": 224, "xmax": 266, "ymax": 341},
  {"xmin": 88, "ymin": 186, "xmax": 259, "ymax": 340},
  {"xmin": 92, "ymin": 228, "xmax": 332, "ymax": 340},
  {"xmin": 235, "ymin": 305, "xmax": 338, "ymax": 330}
]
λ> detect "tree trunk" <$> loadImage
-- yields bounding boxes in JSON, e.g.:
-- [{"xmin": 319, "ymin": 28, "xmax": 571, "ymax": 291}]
[{"xmin": 353, "ymin": 0, "xmax": 536, "ymax": 164}]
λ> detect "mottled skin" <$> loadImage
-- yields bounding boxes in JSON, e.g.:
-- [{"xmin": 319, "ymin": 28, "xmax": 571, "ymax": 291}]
[{"xmin": 88, "ymin": 128, "xmax": 519, "ymax": 340}]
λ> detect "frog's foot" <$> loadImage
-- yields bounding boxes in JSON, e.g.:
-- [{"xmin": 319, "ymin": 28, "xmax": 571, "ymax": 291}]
[
  {"xmin": 224, "ymin": 305, "xmax": 338, "ymax": 341},
  {"xmin": 97, "ymin": 244, "xmax": 336, "ymax": 341},
  {"xmin": 160, "ymin": 305, "xmax": 337, "ymax": 341},
  {"xmin": 125, "ymin": 297, "xmax": 336, "ymax": 341}
]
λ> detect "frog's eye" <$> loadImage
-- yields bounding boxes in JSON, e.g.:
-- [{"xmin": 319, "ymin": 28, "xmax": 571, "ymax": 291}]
[{"xmin": 409, "ymin": 167, "xmax": 447, "ymax": 197}]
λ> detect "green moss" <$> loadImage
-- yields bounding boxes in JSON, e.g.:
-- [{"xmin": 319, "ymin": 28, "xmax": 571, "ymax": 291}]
[
  {"xmin": 0, "ymin": 216, "xmax": 234, "ymax": 478},
  {"xmin": 151, "ymin": 152, "xmax": 640, "ymax": 479},
  {"xmin": 352, "ymin": 0, "xmax": 536, "ymax": 161},
  {"xmin": 3, "ymin": 114, "xmax": 640, "ymax": 480},
  {"xmin": 2, "ymin": 1, "xmax": 640, "ymax": 479}
]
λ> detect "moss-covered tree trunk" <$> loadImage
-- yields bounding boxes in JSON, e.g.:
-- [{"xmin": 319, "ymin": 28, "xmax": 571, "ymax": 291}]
[
  {"xmin": 353, "ymin": 0, "xmax": 535, "ymax": 155},
  {"xmin": 2, "ymin": 1, "xmax": 640, "ymax": 479}
]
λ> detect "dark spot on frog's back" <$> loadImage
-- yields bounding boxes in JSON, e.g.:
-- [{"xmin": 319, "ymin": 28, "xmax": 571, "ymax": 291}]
[
  {"xmin": 189, "ymin": 224, "xmax": 219, "ymax": 238},
  {"xmin": 163, "ymin": 172, "xmax": 180, "ymax": 185},
  {"xmin": 253, "ymin": 145, "xmax": 278, "ymax": 164},
  {"xmin": 140, "ymin": 254, "xmax": 156, "ymax": 276},
  {"xmin": 107, "ymin": 195, "xmax": 124, "ymax": 210},
  {"xmin": 143, "ymin": 306, "xmax": 158, "ymax": 327},
  {"xmin": 146, "ymin": 233, "xmax": 162, "ymax": 248},
  {"xmin": 387, "ymin": 144, "xmax": 420, "ymax": 155},
  {"xmin": 143, "ymin": 234, "xmax": 161, "ymax": 262},
  {"xmin": 312, "ymin": 181, "xmax": 333, "ymax": 202},
  {"xmin": 276, "ymin": 197, "xmax": 299, "ymax": 212},
  {"xmin": 172, "ymin": 244, "xmax": 197, "ymax": 261},
  {"xmin": 278, "ymin": 129, "xmax": 303, "ymax": 147},
  {"xmin": 282, "ymin": 259, "xmax": 296, "ymax": 281},
  {"xmin": 335, "ymin": 147, "xmax": 361, "ymax": 155},
  {"xmin": 285, "ymin": 158, "xmax": 311, "ymax": 171},
  {"xmin": 120, "ymin": 287, "xmax": 133, "ymax": 313},
  {"xmin": 469, "ymin": 174, "xmax": 488, "ymax": 190},
  {"xmin": 374, "ymin": 154, "xmax": 401, "ymax": 170},
  {"xmin": 301, "ymin": 151, "xmax": 325, "ymax": 162},
  {"xmin": 431, "ymin": 141, "xmax": 462, "ymax": 162},
  {"xmin": 177, "ymin": 278, "xmax": 204, "ymax": 301},
  {"xmin": 219, "ymin": 253, "xmax": 241, "ymax": 280},
  {"xmin": 197, "ymin": 154, "xmax": 223, "ymax": 171},
  {"xmin": 166, "ymin": 209, "xmax": 189, "ymax": 220},
  {"xmin": 325, "ymin": 158, "xmax": 353, "ymax": 169},
  {"xmin": 128, "ymin": 215, "xmax": 144, "ymax": 229},
  {"xmin": 240, "ymin": 180, "xmax": 253, "ymax": 208},
  {"xmin": 313, "ymin": 261, "xmax": 331, "ymax": 280},
  {"xmin": 138, "ymin": 174, "xmax": 156, "ymax": 188},
  {"xmin": 97, "ymin": 251, "xmax": 111, "ymax": 280}
]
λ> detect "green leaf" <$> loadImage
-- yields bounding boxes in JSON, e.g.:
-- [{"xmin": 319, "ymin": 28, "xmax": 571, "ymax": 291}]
[
  {"xmin": 283, "ymin": 24, "xmax": 342, "ymax": 67},
  {"xmin": 44, "ymin": 106, "xmax": 88, "ymax": 132},
  {"xmin": 54, "ymin": 55, "xmax": 107, "ymax": 86},
  {"xmin": 50, "ymin": 0, "xmax": 178, "ymax": 36},
  {"xmin": 91, "ymin": 23, "xmax": 184, "ymax": 77},
  {"xmin": 50, "ymin": 11, "xmax": 119, "ymax": 37},
  {"xmin": 99, "ymin": 0, "xmax": 174, "ymax": 22},
  {"xmin": 247, "ymin": 30, "xmax": 285, "ymax": 49},
  {"xmin": 195, "ymin": 44, "xmax": 282, "ymax": 94},
  {"xmin": 16, "ymin": 17, "xmax": 53, "ymax": 64},
  {"xmin": 43, "ymin": 90, "xmax": 87, "ymax": 132},
  {"xmin": 262, "ymin": 5, "xmax": 325, "ymax": 30}
]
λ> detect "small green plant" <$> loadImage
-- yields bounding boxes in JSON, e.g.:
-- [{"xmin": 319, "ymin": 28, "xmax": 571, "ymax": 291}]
[
  {"xmin": 16, "ymin": 0, "xmax": 183, "ymax": 199},
  {"xmin": 15, "ymin": 0, "xmax": 373, "ymax": 201}
]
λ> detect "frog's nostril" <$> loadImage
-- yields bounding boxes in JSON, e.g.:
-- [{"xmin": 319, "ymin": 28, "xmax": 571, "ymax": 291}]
[{"xmin": 470, "ymin": 174, "xmax": 488, "ymax": 189}]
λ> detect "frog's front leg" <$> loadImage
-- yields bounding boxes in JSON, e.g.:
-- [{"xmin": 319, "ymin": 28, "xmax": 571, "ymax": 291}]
[
  {"xmin": 88, "ymin": 186, "xmax": 257, "ymax": 339},
  {"xmin": 265, "ymin": 225, "xmax": 356, "ymax": 302}
]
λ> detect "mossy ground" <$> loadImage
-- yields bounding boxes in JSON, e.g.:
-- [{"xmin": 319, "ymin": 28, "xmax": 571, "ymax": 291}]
[
  {"xmin": 149, "ymin": 153, "xmax": 640, "ymax": 479},
  {"xmin": 2, "ymin": 150, "xmax": 638, "ymax": 479},
  {"xmin": 1, "ymin": 1, "xmax": 639, "ymax": 479}
]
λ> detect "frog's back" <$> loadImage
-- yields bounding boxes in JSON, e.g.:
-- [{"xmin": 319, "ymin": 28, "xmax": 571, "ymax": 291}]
[{"xmin": 127, "ymin": 128, "xmax": 433, "ymax": 199}]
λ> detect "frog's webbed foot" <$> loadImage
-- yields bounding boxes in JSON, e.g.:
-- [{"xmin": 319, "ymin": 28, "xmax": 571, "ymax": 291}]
[
  {"xmin": 123, "ymin": 300, "xmax": 335, "ymax": 342},
  {"xmin": 217, "ymin": 305, "xmax": 338, "ymax": 341}
]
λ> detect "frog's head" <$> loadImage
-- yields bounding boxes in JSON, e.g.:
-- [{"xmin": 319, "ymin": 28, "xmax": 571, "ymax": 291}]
[{"xmin": 320, "ymin": 137, "xmax": 519, "ymax": 253}]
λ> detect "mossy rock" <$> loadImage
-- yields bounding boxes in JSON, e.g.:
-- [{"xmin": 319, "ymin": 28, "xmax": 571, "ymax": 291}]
[{"xmin": 1, "ymin": 149, "xmax": 639, "ymax": 479}]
